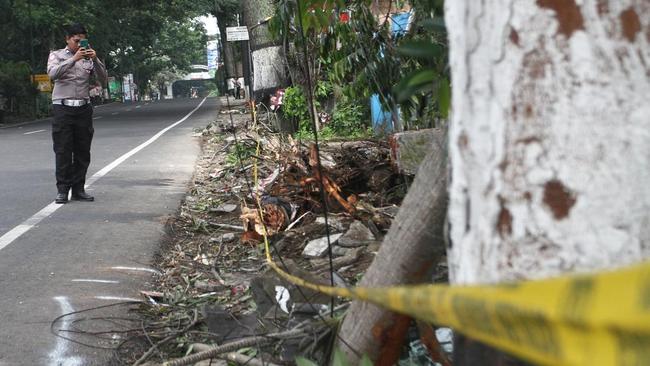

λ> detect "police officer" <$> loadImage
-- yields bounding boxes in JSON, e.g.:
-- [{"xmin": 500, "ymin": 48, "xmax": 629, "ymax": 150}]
[{"xmin": 47, "ymin": 23, "xmax": 107, "ymax": 204}]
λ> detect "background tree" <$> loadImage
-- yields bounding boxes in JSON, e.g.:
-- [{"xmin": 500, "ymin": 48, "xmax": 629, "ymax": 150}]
[
  {"xmin": 209, "ymin": 0, "xmax": 242, "ymax": 86},
  {"xmin": 0, "ymin": 0, "xmax": 211, "ymax": 109}
]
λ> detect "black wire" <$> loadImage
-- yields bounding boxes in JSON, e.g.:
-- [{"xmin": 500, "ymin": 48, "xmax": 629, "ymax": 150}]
[
  {"xmin": 222, "ymin": 93, "xmax": 274, "ymax": 366},
  {"xmin": 50, "ymin": 301, "xmax": 144, "ymax": 350},
  {"xmin": 294, "ymin": 0, "xmax": 337, "ymax": 319},
  {"xmin": 222, "ymin": 88, "xmax": 362, "ymax": 359}
]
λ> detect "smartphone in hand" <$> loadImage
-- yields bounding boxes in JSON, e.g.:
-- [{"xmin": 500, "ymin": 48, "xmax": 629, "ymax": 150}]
[{"xmin": 79, "ymin": 39, "xmax": 89, "ymax": 49}]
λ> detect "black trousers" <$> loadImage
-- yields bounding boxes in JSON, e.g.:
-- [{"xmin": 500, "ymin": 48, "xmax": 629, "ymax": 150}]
[{"xmin": 52, "ymin": 104, "xmax": 94, "ymax": 194}]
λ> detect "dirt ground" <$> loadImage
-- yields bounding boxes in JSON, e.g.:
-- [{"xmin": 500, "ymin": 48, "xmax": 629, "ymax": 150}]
[{"xmin": 105, "ymin": 97, "xmax": 447, "ymax": 366}]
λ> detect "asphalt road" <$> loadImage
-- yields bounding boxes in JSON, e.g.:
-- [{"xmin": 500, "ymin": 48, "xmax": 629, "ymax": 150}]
[{"xmin": 0, "ymin": 97, "xmax": 219, "ymax": 365}]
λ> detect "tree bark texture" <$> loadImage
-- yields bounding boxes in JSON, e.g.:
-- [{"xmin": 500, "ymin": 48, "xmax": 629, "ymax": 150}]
[
  {"xmin": 216, "ymin": 14, "xmax": 239, "ymax": 79},
  {"xmin": 336, "ymin": 129, "xmax": 448, "ymax": 364},
  {"xmin": 446, "ymin": 0, "xmax": 650, "ymax": 285},
  {"xmin": 242, "ymin": 0, "xmax": 288, "ymax": 97}
]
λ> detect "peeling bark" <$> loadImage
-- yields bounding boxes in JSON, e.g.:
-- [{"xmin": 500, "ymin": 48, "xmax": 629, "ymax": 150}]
[{"xmin": 445, "ymin": 0, "xmax": 650, "ymax": 282}]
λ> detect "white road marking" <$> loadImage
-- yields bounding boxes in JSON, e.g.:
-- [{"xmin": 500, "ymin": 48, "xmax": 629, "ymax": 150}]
[
  {"xmin": 135, "ymin": 106, "xmax": 141, "ymax": 109},
  {"xmin": 93, "ymin": 116, "xmax": 103, "ymax": 120},
  {"xmin": 49, "ymin": 297, "xmax": 83, "ymax": 366},
  {"xmin": 95, "ymin": 296, "xmax": 142, "ymax": 302},
  {"xmin": 84, "ymin": 97, "xmax": 206, "ymax": 188},
  {"xmin": 111, "ymin": 112, "xmax": 119, "ymax": 115},
  {"xmin": 24, "ymin": 129, "xmax": 46, "ymax": 135},
  {"xmin": 126, "ymin": 109, "xmax": 132, "ymax": 112},
  {"xmin": 0, "ymin": 203, "xmax": 60, "ymax": 251},
  {"xmin": 110, "ymin": 266, "xmax": 162, "ymax": 275},
  {"xmin": 71, "ymin": 279, "xmax": 119, "ymax": 284},
  {"xmin": 0, "ymin": 97, "xmax": 208, "ymax": 252}
]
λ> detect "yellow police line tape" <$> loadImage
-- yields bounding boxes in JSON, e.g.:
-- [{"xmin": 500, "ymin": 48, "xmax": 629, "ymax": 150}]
[
  {"xmin": 263, "ymin": 239, "xmax": 650, "ymax": 366},
  {"xmin": 246, "ymin": 119, "xmax": 650, "ymax": 366}
]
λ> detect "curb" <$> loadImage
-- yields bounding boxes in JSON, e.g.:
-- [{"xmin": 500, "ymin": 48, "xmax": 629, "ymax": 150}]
[
  {"xmin": 0, "ymin": 102, "xmax": 118, "ymax": 129},
  {"xmin": 0, "ymin": 116, "xmax": 53, "ymax": 129}
]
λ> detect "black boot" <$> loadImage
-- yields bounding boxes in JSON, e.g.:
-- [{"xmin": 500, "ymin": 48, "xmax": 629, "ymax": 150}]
[
  {"xmin": 55, "ymin": 193, "xmax": 68, "ymax": 204},
  {"xmin": 71, "ymin": 190, "xmax": 94, "ymax": 201}
]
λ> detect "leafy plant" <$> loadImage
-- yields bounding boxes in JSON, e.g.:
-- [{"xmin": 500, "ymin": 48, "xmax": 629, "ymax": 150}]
[
  {"xmin": 296, "ymin": 349, "xmax": 373, "ymax": 366},
  {"xmin": 281, "ymin": 86, "xmax": 311, "ymax": 129},
  {"xmin": 225, "ymin": 141, "xmax": 256, "ymax": 166},
  {"xmin": 328, "ymin": 101, "xmax": 370, "ymax": 138},
  {"xmin": 391, "ymin": 0, "xmax": 450, "ymax": 126},
  {"xmin": 0, "ymin": 61, "xmax": 39, "ymax": 119}
]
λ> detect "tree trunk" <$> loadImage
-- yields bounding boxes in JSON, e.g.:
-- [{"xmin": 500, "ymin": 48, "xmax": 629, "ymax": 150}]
[
  {"xmin": 445, "ymin": 2, "xmax": 650, "ymax": 358},
  {"xmin": 241, "ymin": 0, "xmax": 288, "ymax": 99},
  {"xmin": 446, "ymin": 0, "xmax": 650, "ymax": 283},
  {"xmin": 216, "ymin": 14, "xmax": 238, "ymax": 80},
  {"xmin": 442, "ymin": 6, "xmax": 650, "ymax": 364},
  {"xmin": 336, "ymin": 128, "xmax": 448, "ymax": 364}
]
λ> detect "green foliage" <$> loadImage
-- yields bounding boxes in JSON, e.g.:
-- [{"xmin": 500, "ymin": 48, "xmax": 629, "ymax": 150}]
[
  {"xmin": 295, "ymin": 357, "xmax": 319, "ymax": 366},
  {"xmin": 295, "ymin": 350, "xmax": 374, "ymax": 366},
  {"xmin": 393, "ymin": 0, "xmax": 450, "ymax": 124},
  {"xmin": 281, "ymin": 86, "xmax": 311, "ymax": 129},
  {"xmin": 225, "ymin": 141, "xmax": 256, "ymax": 167},
  {"xmin": 269, "ymin": 0, "xmax": 449, "ymax": 130},
  {"xmin": 359, "ymin": 355, "xmax": 374, "ymax": 366},
  {"xmin": 327, "ymin": 101, "xmax": 370, "ymax": 138},
  {"xmin": 0, "ymin": 61, "xmax": 39, "ymax": 118},
  {"xmin": 332, "ymin": 348, "xmax": 350, "ymax": 366},
  {"xmin": 0, "ymin": 0, "xmax": 215, "ymax": 104},
  {"xmin": 285, "ymin": 83, "xmax": 369, "ymax": 140}
]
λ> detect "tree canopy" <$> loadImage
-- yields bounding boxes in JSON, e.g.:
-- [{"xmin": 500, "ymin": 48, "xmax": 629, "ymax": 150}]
[{"xmin": 0, "ymin": 0, "xmax": 217, "ymax": 88}]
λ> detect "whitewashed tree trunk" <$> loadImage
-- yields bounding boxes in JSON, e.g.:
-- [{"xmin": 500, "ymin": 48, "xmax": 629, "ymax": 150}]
[
  {"xmin": 445, "ymin": 0, "xmax": 650, "ymax": 285},
  {"xmin": 242, "ymin": 0, "xmax": 288, "ymax": 98}
]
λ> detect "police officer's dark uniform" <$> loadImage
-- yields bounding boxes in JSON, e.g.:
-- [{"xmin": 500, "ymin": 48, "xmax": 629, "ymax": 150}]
[{"xmin": 47, "ymin": 24, "xmax": 107, "ymax": 204}]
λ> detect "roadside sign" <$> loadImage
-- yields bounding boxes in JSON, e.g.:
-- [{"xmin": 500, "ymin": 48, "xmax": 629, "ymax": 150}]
[
  {"xmin": 107, "ymin": 77, "xmax": 122, "ymax": 100},
  {"xmin": 32, "ymin": 74, "xmax": 52, "ymax": 92},
  {"xmin": 226, "ymin": 26, "xmax": 249, "ymax": 41}
]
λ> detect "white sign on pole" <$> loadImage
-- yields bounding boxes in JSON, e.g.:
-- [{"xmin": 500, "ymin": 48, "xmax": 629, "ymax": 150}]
[{"xmin": 226, "ymin": 26, "xmax": 249, "ymax": 41}]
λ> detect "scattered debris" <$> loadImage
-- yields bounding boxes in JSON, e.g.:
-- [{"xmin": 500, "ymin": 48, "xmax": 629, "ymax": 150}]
[
  {"xmin": 121, "ymin": 97, "xmax": 434, "ymax": 365},
  {"xmin": 338, "ymin": 220, "xmax": 376, "ymax": 247},
  {"xmin": 302, "ymin": 233, "xmax": 343, "ymax": 257}
]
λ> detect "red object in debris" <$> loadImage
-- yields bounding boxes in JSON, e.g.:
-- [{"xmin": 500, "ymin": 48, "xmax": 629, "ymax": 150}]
[{"xmin": 339, "ymin": 11, "xmax": 350, "ymax": 23}]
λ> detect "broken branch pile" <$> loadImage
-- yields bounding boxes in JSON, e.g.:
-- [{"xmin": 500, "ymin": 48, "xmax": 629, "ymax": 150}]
[{"xmin": 126, "ymin": 99, "xmax": 418, "ymax": 365}]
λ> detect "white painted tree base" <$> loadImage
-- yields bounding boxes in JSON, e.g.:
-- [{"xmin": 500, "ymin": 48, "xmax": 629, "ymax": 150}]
[
  {"xmin": 253, "ymin": 46, "xmax": 286, "ymax": 92},
  {"xmin": 445, "ymin": 0, "xmax": 650, "ymax": 284}
]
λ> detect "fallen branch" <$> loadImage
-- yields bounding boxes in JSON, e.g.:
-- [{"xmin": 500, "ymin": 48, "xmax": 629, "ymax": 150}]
[
  {"xmin": 313, "ymin": 248, "xmax": 363, "ymax": 273},
  {"xmin": 192, "ymin": 344, "xmax": 281, "ymax": 366},
  {"xmin": 133, "ymin": 309, "xmax": 198, "ymax": 366},
  {"xmin": 307, "ymin": 144, "xmax": 357, "ymax": 214},
  {"xmin": 207, "ymin": 222, "xmax": 245, "ymax": 231},
  {"xmin": 161, "ymin": 328, "xmax": 307, "ymax": 366}
]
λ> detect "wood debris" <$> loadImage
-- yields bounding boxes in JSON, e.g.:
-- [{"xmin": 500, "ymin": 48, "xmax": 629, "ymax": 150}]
[{"xmin": 124, "ymin": 99, "xmax": 419, "ymax": 365}]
